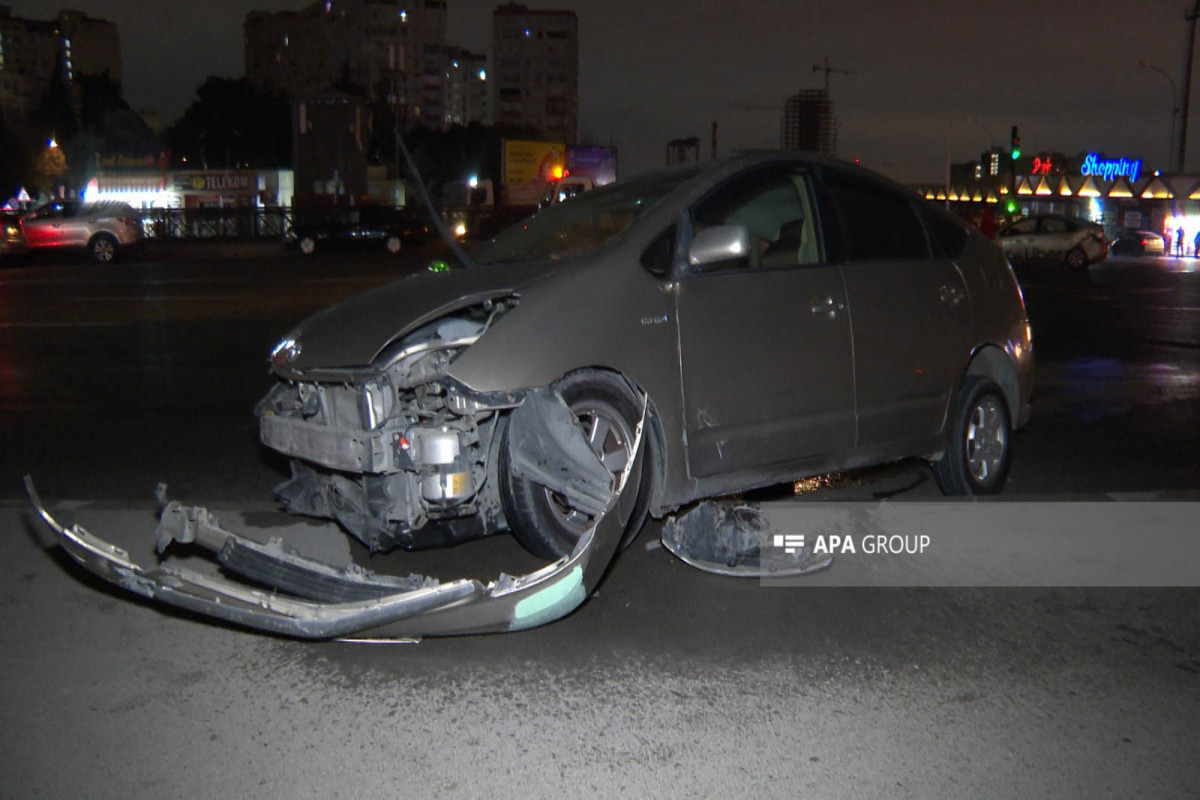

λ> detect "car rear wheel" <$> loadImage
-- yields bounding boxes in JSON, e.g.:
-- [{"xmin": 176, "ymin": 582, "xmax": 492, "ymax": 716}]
[
  {"xmin": 931, "ymin": 377, "xmax": 1012, "ymax": 495},
  {"xmin": 89, "ymin": 234, "xmax": 117, "ymax": 263},
  {"xmin": 1065, "ymin": 247, "xmax": 1088, "ymax": 270},
  {"xmin": 385, "ymin": 235, "xmax": 402, "ymax": 254},
  {"xmin": 298, "ymin": 235, "xmax": 317, "ymax": 256},
  {"xmin": 500, "ymin": 371, "xmax": 649, "ymax": 559}
]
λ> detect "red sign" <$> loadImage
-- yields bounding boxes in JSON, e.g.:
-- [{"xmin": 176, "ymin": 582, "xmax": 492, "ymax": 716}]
[{"xmin": 1032, "ymin": 157, "xmax": 1054, "ymax": 175}]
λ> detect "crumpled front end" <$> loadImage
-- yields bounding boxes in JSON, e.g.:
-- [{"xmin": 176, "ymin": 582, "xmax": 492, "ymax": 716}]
[
  {"xmin": 256, "ymin": 297, "xmax": 522, "ymax": 552},
  {"xmin": 24, "ymin": 408, "xmax": 644, "ymax": 639}
]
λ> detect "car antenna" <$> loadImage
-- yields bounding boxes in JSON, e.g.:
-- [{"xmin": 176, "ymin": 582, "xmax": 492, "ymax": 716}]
[{"xmin": 395, "ymin": 124, "xmax": 474, "ymax": 270}]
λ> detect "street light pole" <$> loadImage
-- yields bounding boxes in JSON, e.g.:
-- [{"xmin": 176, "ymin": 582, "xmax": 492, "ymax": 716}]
[
  {"xmin": 1179, "ymin": 0, "xmax": 1200, "ymax": 172},
  {"xmin": 1139, "ymin": 59, "xmax": 1179, "ymax": 172}
]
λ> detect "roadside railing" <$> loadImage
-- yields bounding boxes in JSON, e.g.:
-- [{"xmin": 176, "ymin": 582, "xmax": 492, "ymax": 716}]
[{"xmin": 138, "ymin": 208, "xmax": 294, "ymax": 241}]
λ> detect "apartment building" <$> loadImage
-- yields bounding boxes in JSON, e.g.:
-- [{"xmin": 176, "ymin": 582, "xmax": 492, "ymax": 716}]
[
  {"xmin": 0, "ymin": 5, "xmax": 121, "ymax": 121},
  {"xmin": 491, "ymin": 3, "xmax": 578, "ymax": 144}
]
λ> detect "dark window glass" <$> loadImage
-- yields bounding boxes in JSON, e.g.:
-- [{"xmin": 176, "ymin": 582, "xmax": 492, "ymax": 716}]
[
  {"xmin": 640, "ymin": 224, "xmax": 676, "ymax": 278},
  {"xmin": 825, "ymin": 173, "xmax": 930, "ymax": 261},
  {"xmin": 918, "ymin": 203, "xmax": 969, "ymax": 258},
  {"xmin": 1041, "ymin": 217, "xmax": 1069, "ymax": 234}
]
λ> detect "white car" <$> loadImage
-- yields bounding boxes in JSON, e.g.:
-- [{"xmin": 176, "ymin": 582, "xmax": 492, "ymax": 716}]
[
  {"xmin": 22, "ymin": 201, "xmax": 143, "ymax": 263},
  {"xmin": 997, "ymin": 214, "xmax": 1107, "ymax": 269}
]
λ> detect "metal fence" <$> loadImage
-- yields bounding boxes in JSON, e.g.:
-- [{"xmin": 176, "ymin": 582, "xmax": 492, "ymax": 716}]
[{"xmin": 138, "ymin": 207, "xmax": 294, "ymax": 241}]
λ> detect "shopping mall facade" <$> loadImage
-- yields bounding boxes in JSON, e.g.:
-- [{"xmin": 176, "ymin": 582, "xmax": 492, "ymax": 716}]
[{"xmin": 916, "ymin": 149, "xmax": 1200, "ymax": 252}]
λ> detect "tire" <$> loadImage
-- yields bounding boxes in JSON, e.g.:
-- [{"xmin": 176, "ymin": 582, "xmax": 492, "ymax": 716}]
[
  {"xmin": 298, "ymin": 235, "xmax": 317, "ymax": 256},
  {"xmin": 385, "ymin": 235, "xmax": 403, "ymax": 254},
  {"xmin": 89, "ymin": 234, "xmax": 118, "ymax": 263},
  {"xmin": 1065, "ymin": 247, "xmax": 1088, "ymax": 270},
  {"xmin": 501, "ymin": 370, "xmax": 649, "ymax": 559},
  {"xmin": 932, "ymin": 377, "xmax": 1012, "ymax": 495}
]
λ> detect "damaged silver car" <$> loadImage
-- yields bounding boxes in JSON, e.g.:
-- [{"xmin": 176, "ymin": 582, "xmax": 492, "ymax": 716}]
[{"xmin": 256, "ymin": 152, "xmax": 1034, "ymax": 561}]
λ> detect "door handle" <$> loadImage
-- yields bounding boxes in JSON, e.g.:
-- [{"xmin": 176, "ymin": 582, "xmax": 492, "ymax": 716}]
[
  {"xmin": 810, "ymin": 296, "xmax": 845, "ymax": 318},
  {"xmin": 938, "ymin": 284, "xmax": 963, "ymax": 306}
]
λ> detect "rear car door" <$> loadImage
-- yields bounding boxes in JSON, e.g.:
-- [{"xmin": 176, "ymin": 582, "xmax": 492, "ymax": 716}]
[
  {"xmin": 819, "ymin": 167, "xmax": 972, "ymax": 449},
  {"xmin": 675, "ymin": 163, "xmax": 856, "ymax": 478}
]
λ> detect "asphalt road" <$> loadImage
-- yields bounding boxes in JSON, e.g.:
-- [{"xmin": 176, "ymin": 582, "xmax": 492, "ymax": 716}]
[{"xmin": 1, "ymin": 243, "xmax": 1198, "ymax": 798}]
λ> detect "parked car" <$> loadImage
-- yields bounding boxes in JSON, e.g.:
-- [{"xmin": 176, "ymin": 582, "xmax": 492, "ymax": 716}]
[
  {"xmin": 0, "ymin": 210, "xmax": 28, "ymax": 260},
  {"xmin": 1110, "ymin": 228, "xmax": 1165, "ymax": 256},
  {"xmin": 256, "ymin": 152, "xmax": 1034, "ymax": 560},
  {"xmin": 996, "ymin": 213, "xmax": 1108, "ymax": 269},
  {"xmin": 21, "ymin": 200, "xmax": 143, "ymax": 263},
  {"xmin": 284, "ymin": 206, "xmax": 430, "ymax": 255}
]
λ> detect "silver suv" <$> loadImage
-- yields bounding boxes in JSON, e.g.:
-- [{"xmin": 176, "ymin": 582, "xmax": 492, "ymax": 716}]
[{"xmin": 22, "ymin": 201, "xmax": 143, "ymax": 263}]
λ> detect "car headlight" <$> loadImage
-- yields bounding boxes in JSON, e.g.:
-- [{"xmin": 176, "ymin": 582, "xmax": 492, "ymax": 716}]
[{"xmin": 271, "ymin": 336, "xmax": 302, "ymax": 367}]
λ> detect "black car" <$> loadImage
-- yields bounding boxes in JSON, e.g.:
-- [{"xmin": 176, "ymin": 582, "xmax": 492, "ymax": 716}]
[
  {"xmin": 1110, "ymin": 228, "xmax": 1166, "ymax": 256},
  {"xmin": 285, "ymin": 206, "xmax": 430, "ymax": 255}
]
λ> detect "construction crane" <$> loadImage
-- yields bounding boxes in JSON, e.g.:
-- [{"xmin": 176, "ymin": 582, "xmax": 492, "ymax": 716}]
[{"xmin": 813, "ymin": 56, "xmax": 856, "ymax": 94}]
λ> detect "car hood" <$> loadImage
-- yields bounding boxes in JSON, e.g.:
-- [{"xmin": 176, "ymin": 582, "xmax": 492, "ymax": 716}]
[{"xmin": 279, "ymin": 260, "xmax": 557, "ymax": 372}]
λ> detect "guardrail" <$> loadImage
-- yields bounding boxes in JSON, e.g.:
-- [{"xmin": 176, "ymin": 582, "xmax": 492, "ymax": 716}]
[{"xmin": 138, "ymin": 208, "xmax": 294, "ymax": 241}]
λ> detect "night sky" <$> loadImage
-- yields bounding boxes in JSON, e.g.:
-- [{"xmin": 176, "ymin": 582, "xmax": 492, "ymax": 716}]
[{"xmin": 6, "ymin": 0, "xmax": 1197, "ymax": 182}]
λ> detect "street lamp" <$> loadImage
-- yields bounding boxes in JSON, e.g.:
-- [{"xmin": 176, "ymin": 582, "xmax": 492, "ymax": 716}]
[{"xmin": 1139, "ymin": 59, "xmax": 1179, "ymax": 172}]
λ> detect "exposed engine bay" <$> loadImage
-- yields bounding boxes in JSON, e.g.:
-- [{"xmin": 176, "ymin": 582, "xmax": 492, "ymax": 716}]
[{"xmin": 257, "ymin": 295, "xmax": 583, "ymax": 553}]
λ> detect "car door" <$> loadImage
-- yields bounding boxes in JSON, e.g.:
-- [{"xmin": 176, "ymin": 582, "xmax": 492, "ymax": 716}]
[
  {"xmin": 675, "ymin": 163, "xmax": 856, "ymax": 478},
  {"xmin": 998, "ymin": 217, "xmax": 1038, "ymax": 259},
  {"xmin": 1037, "ymin": 216, "xmax": 1073, "ymax": 259},
  {"xmin": 23, "ymin": 203, "xmax": 66, "ymax": 248},
  {"xmin": 819, "ymin": 168, "xmax": 972, "ymax": 448}
]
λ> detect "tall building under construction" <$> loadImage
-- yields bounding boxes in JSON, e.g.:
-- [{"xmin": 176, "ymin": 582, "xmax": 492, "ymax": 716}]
[{"xmin": 781, "ymin": 89, "xmax": 836, "ymax": 156}]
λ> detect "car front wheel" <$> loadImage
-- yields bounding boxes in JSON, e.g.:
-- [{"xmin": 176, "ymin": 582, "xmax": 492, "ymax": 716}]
[
  {"xmin": 89, "ymin": 234, "xmax": 118, "ymax": 263},
  {"xmin": 931, "ymin": 377, "xmax": 1012, "ymax": 495},
  {"xmin": 500, "ymin": 371, "xmax": 649, "ymax": 559}
]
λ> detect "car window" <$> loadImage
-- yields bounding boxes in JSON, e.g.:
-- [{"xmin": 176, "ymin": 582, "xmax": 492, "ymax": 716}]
[
  {"xmin": 917, "ymin": 203, "xmax": 969, "ymax": 258},
  {"xmin": 1006, "ymin": 219, "xmax": 1038, "ymax": 235},
  {"xmin": 689, "ymin": 165, "xmax": 820, "ymax": 270},
  {"xmin": 640, "ymin": 224, "xmax": 677, "ymax": 278},
  {"xmin": 1041, "ymin": 217, "xmax": 1069, "ymax": 234},
  {"xmin": 823, "ymin": 171, "xmax": 930, "ymax": 262}
]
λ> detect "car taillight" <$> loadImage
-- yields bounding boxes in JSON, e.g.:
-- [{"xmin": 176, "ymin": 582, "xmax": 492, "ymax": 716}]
[{"xmin": 118, "ymin": 217, "xmax": 135, "ymax": 225}]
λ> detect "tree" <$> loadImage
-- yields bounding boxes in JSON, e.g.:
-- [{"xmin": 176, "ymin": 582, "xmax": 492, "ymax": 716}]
[
  {"xmin": 30, "ymin": 142, "xmax": 68, "ymax": 196},
  {"xmin": 166, "ymin": 78, "xmax": 291, "ymax": 169}
]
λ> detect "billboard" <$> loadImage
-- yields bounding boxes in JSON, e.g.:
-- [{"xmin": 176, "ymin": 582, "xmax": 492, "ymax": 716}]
[
  {"xmin": 566, "ymin": 146, "xmax": 618, "ymax": 186},
  {"xmin": 503, "ymin": 139, "xmax": 567, "ymax": 186}
]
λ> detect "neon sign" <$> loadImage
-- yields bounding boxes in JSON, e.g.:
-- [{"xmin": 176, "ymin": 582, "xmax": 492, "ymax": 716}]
[
  {"xmin": 1081, "ymin": 152, "xmax": 1141, "ymax": 183},
  {"xmin": 1032, "ymin": 157, "xmax": 1054, "ymax": 175}
]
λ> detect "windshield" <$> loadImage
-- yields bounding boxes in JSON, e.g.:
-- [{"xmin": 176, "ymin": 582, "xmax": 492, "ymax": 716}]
[{"xmin": 472, "ymin": 166, "xmax": 702, "ymax": 265}]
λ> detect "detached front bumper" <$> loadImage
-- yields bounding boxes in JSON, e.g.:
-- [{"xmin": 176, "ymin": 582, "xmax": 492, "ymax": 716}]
[{"xmin": 24, "ymin": 413, "xmax": 643, "ymax": 639}]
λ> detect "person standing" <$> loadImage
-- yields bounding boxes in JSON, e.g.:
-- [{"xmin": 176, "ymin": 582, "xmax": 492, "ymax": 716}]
[{"xmin": 1177, "ymin": 226, "xmax": 1185, "ymax": 256}]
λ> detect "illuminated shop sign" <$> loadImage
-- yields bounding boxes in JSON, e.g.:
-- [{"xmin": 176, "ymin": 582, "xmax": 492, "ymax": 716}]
[
  {"xmin": 1081, "ymin": 153, "xmax": 1141, "ymax": 183},
  {"xmin": 176, "ymin": 173, "xmax": 255, "ymax": 192},
  {"xmin": 1031, "ymin": 157, "xmax": 1054, "ymax": 175}
]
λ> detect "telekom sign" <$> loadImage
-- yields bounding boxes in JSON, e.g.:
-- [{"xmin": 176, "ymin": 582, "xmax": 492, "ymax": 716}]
[{"xmin": 1081, "ymin": 153, "xmax": 1142, "ymax": 183}]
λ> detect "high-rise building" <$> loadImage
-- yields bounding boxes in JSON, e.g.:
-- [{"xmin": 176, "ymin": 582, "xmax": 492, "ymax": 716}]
[
  {"xmin": 491, "ymin": 4, "xmax": 578, "ymax": 144},
  {"xmin": 442, "ymin": 46, "xmax": 488, "ymax": 127},
  {"xmin": 0, "ymin": 5, "xmax": 121, "ymax": 121},
  {"xmin": 780, "ymin": 89, "xmax": 836, "ymax": 156},
  {"xmin": 244, "ymin": 0, "xmax": 452, "ymax": 128}
]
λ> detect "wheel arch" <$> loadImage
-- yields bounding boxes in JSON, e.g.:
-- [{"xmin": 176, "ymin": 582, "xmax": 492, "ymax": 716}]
[
  {"xmin": 549, "ymin": 365, "xmax": 668, "ymax": 518},
  {"xmin": 962, "ymin": 344, "xmax": 1021, "ymax": 427}
]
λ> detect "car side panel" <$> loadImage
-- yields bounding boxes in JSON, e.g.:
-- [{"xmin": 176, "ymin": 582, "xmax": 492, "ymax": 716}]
[{"xmin": 443, "ymin": 256, "xmax": 693, "ymax": 509}]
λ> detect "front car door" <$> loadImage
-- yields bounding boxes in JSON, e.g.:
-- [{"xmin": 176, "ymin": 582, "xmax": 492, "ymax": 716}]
[{"xmin": 675, "ymin": 163, "xmax": 856, "ymax": 478}]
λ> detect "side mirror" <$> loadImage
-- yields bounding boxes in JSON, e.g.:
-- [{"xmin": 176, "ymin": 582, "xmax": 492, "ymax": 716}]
[{"xmin": 688, "ymin": 225, "xmax": 751, "ymax": 270}]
